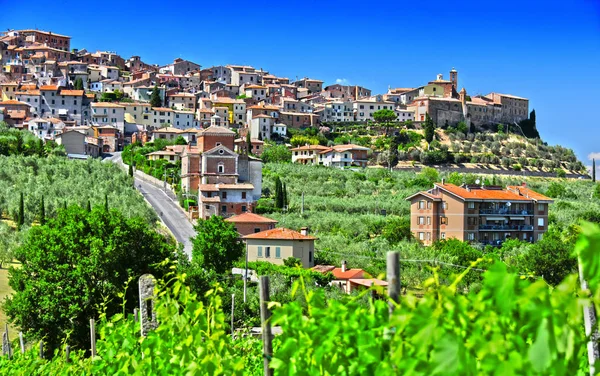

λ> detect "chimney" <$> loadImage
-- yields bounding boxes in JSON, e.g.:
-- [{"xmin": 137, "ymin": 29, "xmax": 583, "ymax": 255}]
[
  {"xmin": 521, "ymin": 182, "xmax": 526, "ymax": 187},
  {"xmin": 441, "ymin": 178, "xmax": 445, "ymax": 185},
  {"xmin": 300, "ymin": 227, "xmax": 308, "ymax": 236},
  {"xmin": 341, "ymin": 260, "xmax": 347, "ymax": 273}
]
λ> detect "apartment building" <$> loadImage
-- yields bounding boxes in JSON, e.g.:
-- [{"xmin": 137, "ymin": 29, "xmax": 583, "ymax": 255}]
[
  {"xmin": 406, "ymin": 182, "xmax": 553, "ymax": 246},
  {"xmin": 353, "ymin": 96, "xmax": 396, "ymax": 122}
]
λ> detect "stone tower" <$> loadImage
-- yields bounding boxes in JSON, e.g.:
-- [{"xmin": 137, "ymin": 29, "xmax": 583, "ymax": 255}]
[{"xmin": 450, "ymin": 68, "xmax": 458, "ymax": 90}]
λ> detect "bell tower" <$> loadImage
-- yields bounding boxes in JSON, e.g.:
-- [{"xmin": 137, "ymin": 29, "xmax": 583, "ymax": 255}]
[{"xmin": 450, "ymin": 68, "xmax": 458, "ymax": 90}]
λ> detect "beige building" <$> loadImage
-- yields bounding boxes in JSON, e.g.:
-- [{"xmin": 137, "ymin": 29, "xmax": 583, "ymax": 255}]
[
  {"xmin": 353, "ymin": 96, "xmax": 396, "ymax": 122},
  {"xmin": 55, "ymin": 129, "xmax": 101, "ymax": 157},
  {"xmin": 406, "ymin": 182, "xmax": 553, "ymax": 246},
  {"xmin": 244, "ymin": 227, "xmax": 316, "ymax": 268}
]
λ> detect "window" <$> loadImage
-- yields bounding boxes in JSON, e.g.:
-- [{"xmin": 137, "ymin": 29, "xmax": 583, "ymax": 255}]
[
  {"xmin": 257, "ymin": 246, "xmax": 263, "ymax": 257},
  {"xmin": 443, "ymin": 201, "xmax": 448, "ymax": 210},
  {"xmin": 221, "ymin": 205, "xmax": 227, "ymax": 212},
  {"xmin": 218, "ymin": 164, "xmax": 224, "ymax": 173},
  {"xmin": 222, "ymin": 192, "xmax": 227, "ymax": 199},
  {"xmin": 427, "ymin": 217, "xmax": 431, "ymax": 225},
  {"xmin": 427, "ymin": 201, "xmax": 432, "ymax": 209},
  {"xmin": 441, "ymin": 232, "xmax": 446, "ymax": 239},
  {"xmin": 418, "ymin": 217, "xmax": 425, "ymax": 225},
  {"xmin": 241, "ymin": 205, "xmax": 247, "ymax": 212},
  {"xmin": 427, "ymin": 232, "xmax": 431, "ymax": 241},
  {"xmin": 537, "ymin": 218, "xmax": 544, "ymax": 227},
  {"xmin": 418, "ymin": 200, "xmax": 425, "ymax": 209},
  {"xmin": 242, "ymin": 192, "xmax": 246, "ymax": 199},
  {"xmin": 309, "ymin": 251, "xmax": 313, "ymax": 263},
  {"xmin": 468, "ymin": 202, "xmax": 475, "ymax": 209},
  {"xmin": 538, "ymin": 204, "xmax": 544, "ymax": 211},
  {"xmin": 265, "ymin": 247, "xmax": 271, "ymax": 258},
  {"xmin": 537, "ymin": 233, "xmax": 543, "ymax": 241},
  {"xmin": 467, "ymin": 233, "xmax": 475, "ymax": 241},
  {"xmin": 275, "ymin": 247, "xmax": 281, "ymax": 258},
  {"xmin": 254, "ymin": 228, "xmax": 261, "ymax": 233},
  {"xmin": 440, "ymin": 217, "xmax": 448, "ymax": 225},
  {"xmin": 418, "ymin": 232, "xmax": 425, "ymax": 240}
]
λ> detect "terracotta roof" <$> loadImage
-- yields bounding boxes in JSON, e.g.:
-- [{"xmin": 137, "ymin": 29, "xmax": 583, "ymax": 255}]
[
  {"xmin": 151, "ymin": 107, "xmax": 174, "ymax": 112},
  {"xmin": 225, "ymin": 213, "xmax": 278, "ymax": 224},
  {"xmin": 433, "ymin": 183, "xmax": 552, "ymax": 202},
  {"xmin": 331, "ymin": 268, "xmax": 365, "ymax": 280},
  {"xmin": 243, "ymin": 227, "xmax": 317, "ymax": 241},
  {"xmin": 212, "ymin": 98, "xmax": 244, "ymax": 104},
  {"xmin": 506, "ymin": 186, "xmax": 553, "ymax": 202},
  {"xmin": 168, "ymin": 93, "xmax": 195, "ymax": 97},
  {"xmin": 245, "ymin": 85, "xmax": 266, "ymax": 89},
  {"xmin": 332, "ymin": 144, "xmax": 370, "ymax": 152},
  {"xmin": 60, "ymin": 90, "xmax": 84, "ymax": 96},
  {"xmin": 146, "ymin": 150, "xmax": 178, "ymax": 156},
  {"xmin": 40, "ymin": 85, "xmax": 58, "ymax": 91},
  {"xmin": 20, "ymin": 84, "xmax": 37, "ymax": 90},
  {"xmin": 235, "ymin": 138, "xmax": 264, "ymax": 144},
  {"xmin": 0, "ymin": 100, "xmax": 29, "ymax": 106},
  {"xmin": 91, "ymin": 102, "xmax": 125, "ymax": 108},
  {"xmin": 201, "ymin": 125, "xmax": 235, "ymax": 135},
  {"xmin": 16, "ymin": 90, "xmax": 41, "ymax": 95},
  {"xmin": 312, "ymin": 265, "xmax": 336, "ymax": 273},
  {"xmin": 153, "ymin": 127, "xmax": 182, "ymax": 133},
  {"xmin": 198, "ymin": 108, "xmax": 215, "ymax": 113},
  {"xmin": 253, "ymin": 114, "xmax": 273, "ymax": 119},
  {"xmin": 248, "ymin": 105, "xmax": 279, "ymax": 110},
  {"xmin": 290, "ymin": 144, "xmax": 330, "ymax": 152}
]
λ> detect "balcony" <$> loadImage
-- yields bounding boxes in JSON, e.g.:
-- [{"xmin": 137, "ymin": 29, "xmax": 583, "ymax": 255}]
[
  {"xmin": 479, "ymin": 208, "xmax": 532, "ymax": 216},
  {"xmin": 479, "ymin": 225, "xmax": 534, "ymax": 231}
]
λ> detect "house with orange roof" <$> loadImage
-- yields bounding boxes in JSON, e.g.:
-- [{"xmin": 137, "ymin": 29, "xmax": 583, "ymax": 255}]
[
  {"xmin": 234, "ymin": 137, "xmax": 264, "ymax": 156},
  {"xmin": 1, "ymin": 82, "xmax": 19, "ymax": 101},
  {"xmin": 290, "ymin": 143, "xmax": 371, "ymax": 167},
  {"xmin": 294, "ymin": 77, "xmax": 323, "ymax": 94},
  {"xmin": 406, "ymin": 182, "xmax": 553, "ymax": 246},
  {"xmin": 243, "ymin": 227, "xmax": 316, "ymax": 268},
  {"xmin": 225, "ymin": 212, "xmax": 278, "ymax": 236},
  {"xmin": 91, "ymin": 102, "xmax": 125, "ymax": 133},
  {"xmin": 242, "ymin": 84, "xmax": 267, "ymax": 101},
  {"xmin": 167, "ymin": 92, "xmax": 196, "ymax": 111}
]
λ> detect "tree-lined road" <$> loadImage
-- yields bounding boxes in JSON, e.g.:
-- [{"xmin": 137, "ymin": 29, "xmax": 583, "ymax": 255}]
[{"xmin": 104, "ymin": 152, "xmax": 194, "ymax": 258}]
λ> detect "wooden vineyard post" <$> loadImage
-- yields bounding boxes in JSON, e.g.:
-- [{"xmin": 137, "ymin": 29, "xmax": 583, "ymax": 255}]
[
  {"xmin": 387, "ymin": 252, "xmax": 401, "ymax": 314},
  {"xmin": 259, "ymin": 276, "xmax": 273, "ymax": 376},
  {"xmin": 90, "ymin": 318, "xmax": 96, "ymax": 357},
  {"xmin": 139, "ymin": 274, "xmax": 158, "ymax": 337}
]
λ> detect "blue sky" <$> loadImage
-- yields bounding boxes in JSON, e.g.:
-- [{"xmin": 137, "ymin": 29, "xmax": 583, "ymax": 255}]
[{"xmin": 2, "ymin": 0, "xmax": 600, "ymax": 170}]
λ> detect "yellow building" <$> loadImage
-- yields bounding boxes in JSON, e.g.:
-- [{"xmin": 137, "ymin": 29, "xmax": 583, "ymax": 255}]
[{"xmin": 1, "ymin": 82, "xmax": 19, "ymax": 101}]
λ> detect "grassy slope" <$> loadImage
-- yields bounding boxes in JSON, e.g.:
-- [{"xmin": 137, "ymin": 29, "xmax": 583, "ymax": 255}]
[{"xmin": 0, "ymin": 265, "xmax": 17, "ymax": 341}]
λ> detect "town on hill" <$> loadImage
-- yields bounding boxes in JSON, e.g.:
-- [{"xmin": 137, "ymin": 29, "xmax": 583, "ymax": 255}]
[
  {"xmin": 1, "ymin": 26, "xmax": 600, "ymax": 374},
  {"xmin": 1, "ymin": 27, "xmax": 586, "ymax": 179}
]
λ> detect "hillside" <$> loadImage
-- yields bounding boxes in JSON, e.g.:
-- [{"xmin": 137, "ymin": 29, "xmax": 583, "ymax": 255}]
[{"xmin": 305, "ymin": 121, "xmax": 587, "ymax": 176}]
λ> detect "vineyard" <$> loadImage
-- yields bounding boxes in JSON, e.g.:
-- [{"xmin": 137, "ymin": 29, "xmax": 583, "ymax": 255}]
[{"xmin": 0, "ymin": 223, "xmax": 598, "ymax": 374}]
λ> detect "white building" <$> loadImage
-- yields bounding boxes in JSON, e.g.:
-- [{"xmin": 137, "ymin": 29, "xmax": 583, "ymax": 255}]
[
  {"xmin": 91, "ymin": 102, "xmax": 125, "ymax": 132},
  {"xmin": 250, "ymin": 115, "xmax": 274, "ymax": 140},
  {"xmin": 353, "ymin": 96, "xmax": 396, "ymax": 122},
  {"xmin": 321, "ymin": 101, "xmax": 354, "ymax": 122},
  {"xmin": 27, "ymin": 118, "xmax": 65, "ymax": 140}
]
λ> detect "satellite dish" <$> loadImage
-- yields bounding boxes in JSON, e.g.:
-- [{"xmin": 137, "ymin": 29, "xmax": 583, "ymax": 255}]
[
  {"xmin": 506, "ymin": 202, "xmax": 512, "ymax": 207},
  {"xmin": 475, "ymin": 179, "xmax": 480, "ymax": 185}
]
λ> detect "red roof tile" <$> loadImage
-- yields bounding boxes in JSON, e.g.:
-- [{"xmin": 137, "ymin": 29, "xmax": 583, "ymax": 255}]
[
  {"xmin": 243, "ymin": 227, "xmax": 317, "ymax": 241},
  {"xmin": 225, "ymin": 213, "xmax": 278, "ymax": 224}
]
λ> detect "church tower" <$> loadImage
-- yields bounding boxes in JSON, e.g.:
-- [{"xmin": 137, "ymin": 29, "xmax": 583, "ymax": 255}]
[{"xmin": 450, "ymin": 68, "xmax": 458, "ymax": 90}]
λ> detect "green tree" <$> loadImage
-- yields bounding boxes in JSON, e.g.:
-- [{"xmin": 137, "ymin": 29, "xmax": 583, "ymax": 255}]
[
  {"xmin": 86, "ymin": 200, "xmax": 91, "ymax": 212},
  {"xmin": 39, "ymin": 196, "xmax": 45, "ymax": 226},
  {"xmin": 593, "ymin": 159, "xmax": 596, "ymax": 182},
  {"xmin": 129, "ymin": 163, "xmax": 134, "ymax": 177},
  {"xmin": 246, "ymin": 131, "xmax": 252, "ymax": 155},
  {"xmin": 497, "ymin": 124, "xmax": 504, "ymax": 134},
  {"xmin": 150, "ymin": 85, "xmax": 162, "ymax": 108},
  {"xmin": 74, "ymin": 77, "xmax": 84, "ymax": 90},
  {"xmin": 174, "ymin": 136, "xmax": 187, "ymax": 145},
  {"xmin": 545, "ymin": 181, "xmax": 566, "ymax": 198},
  {"xmin": 282, "ymin": 182, "xmax": 288, "ymax": 209},
  {"xmin": 419, "ymin": 167, "xmax": 439, "ymax": 185},
  {"xmin": 114, "ymin": 89, "xmax": 124, "ymax": 101},
  {"xmin": 381, "ymin": 217, "xmax": 412, "ymax": 244},
  {"xmin": 373, "ymin": 109, "xmax": 397, "ymax": 136},
  {"xmin": 5, "ymin": 206, "xmax": 175, "ymax": 354},
  {"xmin": 283, "ymin": 257, "xmax": 302, "ymax": 267},
  {"xmin": 520, "ymin": 229, "xmax": 577, "ymax": 285},
  {"xmin": 261, "ymin": 144, "xmax": 292, "ymax": 163},
  {"xmin": 593, "ymin": 183, "xmax": 600, "ymax": 200},
  {"xmin": 274, "ymin": 176, "xmax": 284, "ymax": 209},
  {"xmin": 191, "ymin": 215, "xmax": 244, "ymax": 274},
  {"xmin": 18, "ymin": 192, "xmax": 24, "ymax": 228},
  {"xmin": 104, "ymin": 194, "xmax": 109, "ymax": 211},
  {"xmin": 423, "ymin": 113, "xmax": 435, "ymax": 143}
]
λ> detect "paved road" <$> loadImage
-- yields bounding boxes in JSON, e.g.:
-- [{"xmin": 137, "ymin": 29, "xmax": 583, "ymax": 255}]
[{"xmin": 103, "ymin": 152, "xmax": 194, "ymax": 258}]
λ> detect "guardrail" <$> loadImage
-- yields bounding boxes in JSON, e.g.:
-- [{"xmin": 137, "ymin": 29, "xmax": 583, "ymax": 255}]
[{"xmin": 479, "ymin": 225, "xmax": 534, "ymax": 231}]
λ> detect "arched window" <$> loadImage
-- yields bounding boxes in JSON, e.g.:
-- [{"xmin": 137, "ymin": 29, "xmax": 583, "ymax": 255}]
[{"xmin": 218, "ymin": 163, "xmax": 224, "ymax": 173}]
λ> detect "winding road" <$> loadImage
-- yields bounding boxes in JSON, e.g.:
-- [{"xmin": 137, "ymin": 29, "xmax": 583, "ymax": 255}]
[{"xmin": 103, "ymin": 152, "xmax": 195, "ymax": 258}]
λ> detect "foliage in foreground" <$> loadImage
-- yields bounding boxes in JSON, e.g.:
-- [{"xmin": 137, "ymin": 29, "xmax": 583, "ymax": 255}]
[
  {"xmin": 4, "ymin": 205, "xmax": 176, "ymax": 355},
  {"xmin": 1, "ymin": 223, "xmax": 599, "ymax": 375}
]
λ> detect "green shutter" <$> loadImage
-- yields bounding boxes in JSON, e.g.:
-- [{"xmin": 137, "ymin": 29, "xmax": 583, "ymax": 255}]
[
  {"xmin": 257, "ymin": 246, "xmax": 262, "ymax": 257},
  {"xmin": 275, "ymin": 247, "xmax": 281, "ymax": 258}
]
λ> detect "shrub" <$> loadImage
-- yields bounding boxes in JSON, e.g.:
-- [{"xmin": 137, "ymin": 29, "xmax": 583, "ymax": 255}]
[{"xmin": 512, "ymin": 163, "xmax": 522, "ymax": 171}]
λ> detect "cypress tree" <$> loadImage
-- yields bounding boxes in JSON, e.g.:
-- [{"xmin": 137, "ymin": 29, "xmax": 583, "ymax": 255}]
[
  {"xmin": 274, "ymin": 176, "xmax": 283, "ymax": 209},
  {"xmin": 593, "ymin": 159, "xmax": 596, "ymax": 183},
  {"xmin": 39, "ymin": 196, "xmax": 45, "ymax": 226},
  {"xmin": 104, "ymin": 194, "xmax": 109, "ymax": 212},
  {"xmin": 150, "ymin": 85, "xmax": 162, "ymax": 107},
  {"xmin": 282, "ymin": 183, "xmax": 288, "ymax": 209},
  {"xmin": 129, "ymin": 163, "xmax": 134, "ymax": 177},
  {"xmin": 18, "ymin": 192, "xmax": 24, "ymax": 227},
  {"xmin": 246, "ymin": 131, "xmax": 252, "ymax": 155},
  {"xmin": 86, "ymin": 200, "xmax": 91, "ymax": 212}
]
